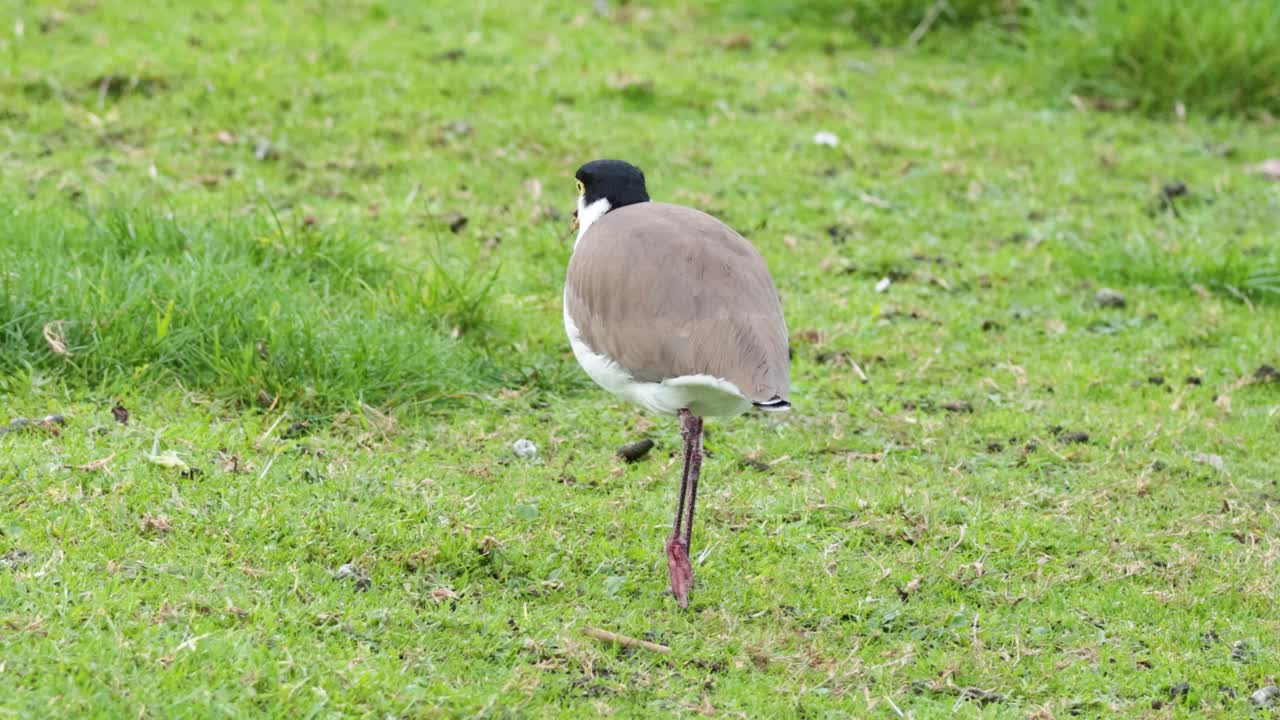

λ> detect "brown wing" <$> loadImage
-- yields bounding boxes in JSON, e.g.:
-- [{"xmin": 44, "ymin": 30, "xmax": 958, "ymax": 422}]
[{"xmin": 565, "ymin": 202, "xmax": 789, "ymax": 404}]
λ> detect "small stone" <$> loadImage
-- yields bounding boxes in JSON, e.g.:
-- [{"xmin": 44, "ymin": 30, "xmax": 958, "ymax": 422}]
[
  {"xmin": 444, "ymin": 212, "xmax": 468, "ymax": 233},
  {"xmin": 253, "ymin": 138, "xmax": 277, "ymax": 161},
  {"xmin": 512, "ymin": 438, "xmax": 539, "ymax": 460},
  {"xmin": 813, "ymin": 130, "xmax": 839, "ymax": 147},
  {"xmin": 1230, "ymin": 640, "xmax": 1251, "ymax": 662},
  {"xmin": 616, "ymin": 438, "xmax": 654, "ymax": 463},
  {"xmin": 334, "ymin": 563, "xmax": 371, "ymax": 591},
  {"xmin": 1, "ymin": 549, "xmax": 33, "ymax": 570},
  {"xmin": 442, "ymin": 120, "xmax": 472, "ymax": 137},
  {"xmin": 1095, "ymin": 288, "xmax": 1126, "ymax": 308},
  {"xmin": 958, "ymin": 688, "xmax": 1004, "ymax": 706},
  {"xmin": 1250, "ymin": 686, "xmax": 1280, "ymax": 707},
  {"xmin": 1192, "ymin": 452, "xmax": 1226, "ymax": 473}
]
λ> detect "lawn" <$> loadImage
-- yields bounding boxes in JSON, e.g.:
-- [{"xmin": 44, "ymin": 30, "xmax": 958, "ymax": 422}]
[{"xmin": 2, "ymin": 1, "xmax": 1279, "ymax": 717}]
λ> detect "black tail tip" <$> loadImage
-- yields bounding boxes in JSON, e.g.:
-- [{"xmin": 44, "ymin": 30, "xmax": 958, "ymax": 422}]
[{"xmin": 753, "ymin": 396, "xmax": 791, "ymax": 413}]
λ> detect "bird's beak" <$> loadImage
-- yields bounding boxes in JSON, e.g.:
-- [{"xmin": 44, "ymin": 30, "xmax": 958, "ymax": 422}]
[{"xmin": 571, "ymin": 208, "xmax": 579, "ymax": 231}]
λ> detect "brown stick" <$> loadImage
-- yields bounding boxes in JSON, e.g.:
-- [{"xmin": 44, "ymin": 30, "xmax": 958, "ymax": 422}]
[{"xmin": 583, "ymin": 626, "xmax": 671, "ymax": 654}]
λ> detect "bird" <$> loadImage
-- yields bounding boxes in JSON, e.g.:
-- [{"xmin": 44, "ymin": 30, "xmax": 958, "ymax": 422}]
[{"xmin": 563, "ymin": 159, "xmax": 790, "ymax": 608}]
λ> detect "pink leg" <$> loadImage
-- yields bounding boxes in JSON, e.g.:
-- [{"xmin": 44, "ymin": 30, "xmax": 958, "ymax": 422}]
[{"xmin": 666, "ymin": 409, "xmax": 703, "ymax": 609}]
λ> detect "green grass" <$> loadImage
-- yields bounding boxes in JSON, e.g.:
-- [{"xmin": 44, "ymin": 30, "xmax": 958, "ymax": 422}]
[
  {"xmin": 1027, "ymin": 0, "xmax": 1280, "ymax": 118},
  {"xmin": 3, "ymin": 0, "xmax": 1280, "ymax": 717},
  {"xmin": 0, "ymin": 206, "xmax": 503, "ymax": 410},
  {"xmin": 717, "ymin": 0, "xmax": 1280, "ymax": 117}
]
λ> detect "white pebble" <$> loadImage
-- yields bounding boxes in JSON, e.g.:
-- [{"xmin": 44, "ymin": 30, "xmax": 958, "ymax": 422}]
[
  {"xmin": 813, "ymin": 130, "xmax": 839, "ymax": 147},
  {"xmin": 1251, "ymin": 686, "xmax": 1280, "ymax": 707},
  {"xmin": 512, "ymin": 438, "xmax": 539, "ymax": 460},
  {"xmin": 875, "ymin": 276, "xmax": 892, "ymax": 293}
]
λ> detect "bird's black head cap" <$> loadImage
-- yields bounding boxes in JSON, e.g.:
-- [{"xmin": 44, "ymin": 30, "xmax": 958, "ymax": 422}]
[{"xmin": 575, "ymin": 159, "xmax": 649, "ymax": 210}]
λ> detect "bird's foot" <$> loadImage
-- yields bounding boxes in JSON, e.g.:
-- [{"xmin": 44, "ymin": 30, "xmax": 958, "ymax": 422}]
[{"xmin": 665, "ymin": 536, "xmax": 694, "ymax": 609}]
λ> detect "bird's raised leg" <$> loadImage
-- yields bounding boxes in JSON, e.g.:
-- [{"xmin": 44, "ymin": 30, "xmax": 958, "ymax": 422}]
[{"xmin": 666, "ymin": 409, "xmax": 703, "ymax": 608}]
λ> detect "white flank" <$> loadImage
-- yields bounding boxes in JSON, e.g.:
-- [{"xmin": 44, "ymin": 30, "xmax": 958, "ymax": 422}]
[{"xmin": 562, "ymin": 295, "xmax": 752, "ymax": 418}]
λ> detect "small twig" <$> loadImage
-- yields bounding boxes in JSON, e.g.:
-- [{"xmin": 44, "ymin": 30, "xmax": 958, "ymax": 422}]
[
  {"xmin": 583, "ymin": 626, "xmax": 671, "ymax": 654},
  {"xmin": 258, "ymin": 451, "xmax": 280, "ymax": 481},
  {"xmin": 850, "ymin": 359, "xmax": 870, "ymax": 384},
  {"xmin": 254, "ymin": 411, "xmax": 288, "ymax": 449},
  {"xmin": 907, "ymin": 0, "xmax": 948, "ymax": 48},
  {"xmin": 936, "ymin": 524, "xmax": 967, "ymax": 568}
]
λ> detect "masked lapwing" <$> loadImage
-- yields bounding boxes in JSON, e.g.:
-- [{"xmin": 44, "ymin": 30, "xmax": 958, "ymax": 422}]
[{"xmin": 563, "ymin": 159, "xmax": 790, "ymax": 608}]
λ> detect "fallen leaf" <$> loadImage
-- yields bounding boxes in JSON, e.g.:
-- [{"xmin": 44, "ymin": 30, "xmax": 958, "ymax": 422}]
[
  {"xmin": 1215, "ymin": 394, "xmax": 1232, "ymax": 415},
  {"xmin": 146, "ymin": 451, "xmax": 190, "ymax": 472},
  {"xmin": 1252, "ymin": 159, "xmax": 1280, "ymax": 181},
  {"xmin": 145, "ymin": 431, "xmax": 190, "ymax": 472},
  {"xmin": 140, "ymin": 514, "xmax": 172, "ymax": 534},
  {"xmin": 215, "ymin": 130, "xmax": 235, "ymax": 145},
  {"xmin": 606, "ymin": 73, "xmax": 653, "ymax": 95},
  {"xmin": 405, "ymin": 547, "xmax": 438, "ymax": 569},
  {"xmin": 217, "ymin": 453, "xmax": 252, "ymax": 474},
  {"xmin": 111, "ymin": 403, "xmax": 129, "ymax": 425},
  {"xmin": 429, "ymin": 587, "xmax": 459, "ymax": 602},
  {"xmin": 722, "ymin": 34, "xmax": 752, "ymax": 50}
]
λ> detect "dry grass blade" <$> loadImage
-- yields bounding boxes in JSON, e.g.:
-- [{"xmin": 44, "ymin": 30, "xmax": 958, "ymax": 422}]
[
  {"xmin": 68, "ymin": 454, "xmax": 116, "ymax": 472},
  {"xmin": 583, "ymin": 626, "xmax": 671, "ymax": 654},
  {"xmin": 42, "ymin": 320, "xmax": 72, "ymax": 357}
]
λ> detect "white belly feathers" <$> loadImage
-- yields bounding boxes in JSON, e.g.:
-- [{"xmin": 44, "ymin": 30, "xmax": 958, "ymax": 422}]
[{"xmin": 562, "ymin": 294, "xmax": 752, "ymax": 418}]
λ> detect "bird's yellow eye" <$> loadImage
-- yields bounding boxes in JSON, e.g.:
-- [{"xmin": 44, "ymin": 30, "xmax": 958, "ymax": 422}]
[{"xmin": 575, "ymin": 179, "xmax": 584, "ymax": 195}]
